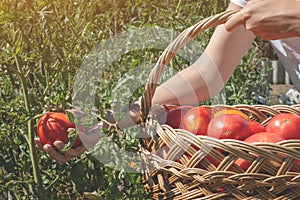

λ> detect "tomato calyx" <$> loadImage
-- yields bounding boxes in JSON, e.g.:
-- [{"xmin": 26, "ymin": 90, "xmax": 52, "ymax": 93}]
[
  {"xmin": 59, "ymin": 111, "xmax": 81, "ymax": 151},
  {"xmin": 223, "ymin": 130, "xmax": 232, "ymax": 136},
  {"xmin": 61, "ymin": 127, "xmax": 79, "ymax": 152},
  {"xmin": 66, "ymin": 110, "xmax": 76, "ymax": 124},
  {"xmin": 281, "ymin": 119, "xmax": 289, "ymax": 123}
]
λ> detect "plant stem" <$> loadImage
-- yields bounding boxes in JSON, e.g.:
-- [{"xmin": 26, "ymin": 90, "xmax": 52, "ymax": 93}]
[{"xmin": 15, "ymin": 56, "xmax": 45, "ymax": 198}]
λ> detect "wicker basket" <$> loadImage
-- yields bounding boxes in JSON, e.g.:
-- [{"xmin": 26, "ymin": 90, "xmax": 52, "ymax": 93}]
[{"xmin": 137, "ymin": 10, "xmax": 300, "ymax": 199}]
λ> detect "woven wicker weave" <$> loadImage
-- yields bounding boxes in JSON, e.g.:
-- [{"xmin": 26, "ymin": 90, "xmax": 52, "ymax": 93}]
[{"xmin": 138, "ymin": 10, "xmax": 300, "ymax": 200}]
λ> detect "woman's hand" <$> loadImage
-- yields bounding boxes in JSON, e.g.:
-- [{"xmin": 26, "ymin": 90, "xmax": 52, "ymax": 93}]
[
  {"xmin": 34, "ymin": 137, "xmax": 86, "ymax": 163},
  {"xmin": 225, "ymin": 0, "xmax": 300, "ymax": 40},
  {"xmin": 34, "ymin": 109, "xmax": 115, "ymax": 163},
  {"xmin": 35, "ymin": 96, "xmax": 161, "ymax": 163}
]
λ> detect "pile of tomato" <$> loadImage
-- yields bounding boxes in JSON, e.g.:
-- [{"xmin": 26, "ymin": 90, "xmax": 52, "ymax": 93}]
[
  {"xmin": 165, "ymin": 105, "xmax": 300, "ymax": 142},
  {"xmin": 164, "ymin": 105, "xmax": 300, "ymax": 169}
]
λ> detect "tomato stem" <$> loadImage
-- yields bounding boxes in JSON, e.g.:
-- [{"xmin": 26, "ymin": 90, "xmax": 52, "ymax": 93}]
[{"xmin": 15, "ymin": 56, "xmax": 46, "ymax": 198}]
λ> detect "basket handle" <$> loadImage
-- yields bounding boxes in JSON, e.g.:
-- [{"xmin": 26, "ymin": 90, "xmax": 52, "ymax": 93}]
[{"xmin": 139, "ymin": 9, "xmax": 238, "ymax": 122}]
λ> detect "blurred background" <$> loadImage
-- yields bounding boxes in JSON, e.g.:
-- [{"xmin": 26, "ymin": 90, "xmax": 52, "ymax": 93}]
[{"xmin": 0, "ymin": 0, "xmax": 294, "ymax": 199}]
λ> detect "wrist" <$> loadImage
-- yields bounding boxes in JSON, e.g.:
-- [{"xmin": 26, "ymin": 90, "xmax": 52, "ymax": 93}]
[
  {"xmin": 117, "ymin": 97, "xmax": 142, "ymax": 129},
  {"xmin": 102, "ymin": 110, "xmax": 116, "ymax": 129},
  {"xmin": 129, "ymin": 97, "xmax": 142, "ymax": 124}
]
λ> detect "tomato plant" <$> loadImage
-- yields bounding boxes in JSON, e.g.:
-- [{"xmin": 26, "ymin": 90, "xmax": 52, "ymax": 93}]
[
  {"xmin": 266, "ymin": 113, "xmax": 300, "ymax": 139},
  {"xmin": 207, "ymin": 114, "xmax": 251, "ymax": 140},
  {"xmin": 181, "ymin": 106, "xmax": 213, "ymax": 135},
  {"xmin": 36, "ymin": 112, "xmax": 81, "ymax": 148}
]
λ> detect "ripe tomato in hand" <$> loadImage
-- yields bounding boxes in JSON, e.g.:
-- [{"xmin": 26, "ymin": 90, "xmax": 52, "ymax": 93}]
[
  {"xmin": 207, "ymin": 114, "xmax": 251, "ymax": 140},
  {"xmin": 235, "ymin": 132, "xmax": 286, "ymax": 170},
  {"xmin": 37, "ymin": 112, "xmax": 81, "ymax": 148},
  {"xmin": 181, "ymin": 106, "xmax": 213, "ymax": 135},
  {"xmin": 165, "ymin": 105, "xmax": 193, "ymax": 128},
  {"xmin": 266, "ymin": 113, "xmax": 300, "ymax": 139},
  {"xmin": 249, "ymin": 121, "xmax": 265, "ymax": 134}
]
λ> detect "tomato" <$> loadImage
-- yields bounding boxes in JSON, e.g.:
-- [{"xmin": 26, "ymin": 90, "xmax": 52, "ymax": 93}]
[
  {"xmin": 36, "ymin": 112, "xmax": 81, "ymax": 147},
  {"xmin": 249, "ymin": 121, "xmax": 266, "ymax": 134},
  {"xmin": 164, "ymin": 105, "xmax": 180, "ymax": 112},
  {"xmin": 235, "ymin": 132, "xmax": 286, "ymax": 171},
  {"xmin": 214, "ymin": 108, "xmax": 250, "ymax": 121},
  {"xmin": 165, "ymin": 105, "xmax": 193, "ymax": 128},
  {"xmin": 244, "ymin": 131, "xmax": 286, "ymax": 143},
  {"xmin": 266, "ymin": 113, "xmax": 300, "ymax": 139},
  {"xmin": 207, "ymin": 114, "xmax": 251, "ymax": 140},
  {"xmin": 235, "ymin": 158, "xmax": 251, "ymax": 171},
  {"xmin": 181, "ymin": 106, "xmax": 213, "ymax": 135}
]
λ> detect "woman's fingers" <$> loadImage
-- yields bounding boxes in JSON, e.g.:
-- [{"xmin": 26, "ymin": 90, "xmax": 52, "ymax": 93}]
[
  {"xmin": 35, "ymin": 138, "xmax": 86, "ymax": 163},
  {"xmin": 34, "ymin": 137, "xmax": 44, "ymax": 150},
  {"xmin": 53, "ymin": 140, "xmax": 86, "ymax": 157},
  {"xmin": 225, "ymin": 11, "xmax": 245, "ymax": 32},
  {"xmin": 43, "ymin": 144, "xmax": 72, "ymax": 163}
]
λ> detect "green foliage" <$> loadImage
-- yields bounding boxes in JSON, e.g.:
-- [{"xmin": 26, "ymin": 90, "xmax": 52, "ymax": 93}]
[
  {"xmin": 225, "ymin": 39, "xmax": 272, "ymax": 105},
  {"xmin": 0, "ymin": 0, "xmax": 272, "ymax": 199}
]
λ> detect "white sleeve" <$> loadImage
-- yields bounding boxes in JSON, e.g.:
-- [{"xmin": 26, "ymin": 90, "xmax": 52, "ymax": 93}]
[{"xmin": 230, "ymin": 0, "xmax": 248, "ymax": 7}]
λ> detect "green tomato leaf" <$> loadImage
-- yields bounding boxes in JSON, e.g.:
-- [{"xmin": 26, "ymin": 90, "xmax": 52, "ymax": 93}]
[
  {"xmin": 66, "ymin": 110, "xmax": 75, "ymax": 124},
  {"xmin": 61, "ymin": 128, "xmax": 78, "ymax": 152}
]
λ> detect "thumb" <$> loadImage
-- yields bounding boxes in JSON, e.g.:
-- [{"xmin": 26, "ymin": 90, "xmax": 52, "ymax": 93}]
[{"xmin": 225, "ymin": 12, "xmax": 244, "ymax": 32}]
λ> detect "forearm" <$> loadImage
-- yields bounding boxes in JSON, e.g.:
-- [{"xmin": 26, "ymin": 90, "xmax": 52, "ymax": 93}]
[
  {"xmin": 152, "ymin": 25, "xmax": 255, "ymax": 106},
  {"xmin": 118, "ymin": 3, "xmax": 256, "ymax": 128},
  {"xmin": 151, "ymin": 3, "xmax": 255, "ymax": 106}
]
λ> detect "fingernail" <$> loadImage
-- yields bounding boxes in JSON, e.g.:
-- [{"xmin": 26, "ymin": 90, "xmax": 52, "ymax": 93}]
[
  {"xmin": 56, "ymin": 143, "xmax": 65, "ymax": 150},
  {"xmin": 44, "ymin": 145, "xmax": 50, "ymax": 153},
  {"xmin": 53, "ymin": 141, "xmax": 65, "ymax": 150}
]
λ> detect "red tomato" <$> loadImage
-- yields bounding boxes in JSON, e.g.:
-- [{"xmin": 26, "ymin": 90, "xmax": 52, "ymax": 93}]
[
  {"xmin": 266, "ymin": 113, "xmax": 300, "ymax": 139},
  {"xmin": 164, "ymin": 105, "xmax": 180, "ymax": 112},
  {"xmin": 207, "ymin": 114, "xmax": 251, "ymax": 140},
  {"xmin": 244, "ymin": 131, "xmax": 286, "ymax": 143},
  {"xmin": 235, "ymin": 158, "xmax": 251, "ymax": 171},
  {"xmin": 181, "ymin": 106, "xmax": 213, "ymax": 135},
  {"xmin": 249, "ymin": 121, "xmax": 266, "ymax": 134},
  {"xmin": 235, "ymin": 132, "xmax": 286, "ymax": 170},
  {"xmin": 165, "ymin": 105, "xmax": 193, "ymax": 128},
  {"xmin": 36, "ymin": 112, "xmax": 81, "ymax": 147},
  {"xmin": 214, "ymin": 108, "xmax": 250, "ymax": 121}
]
